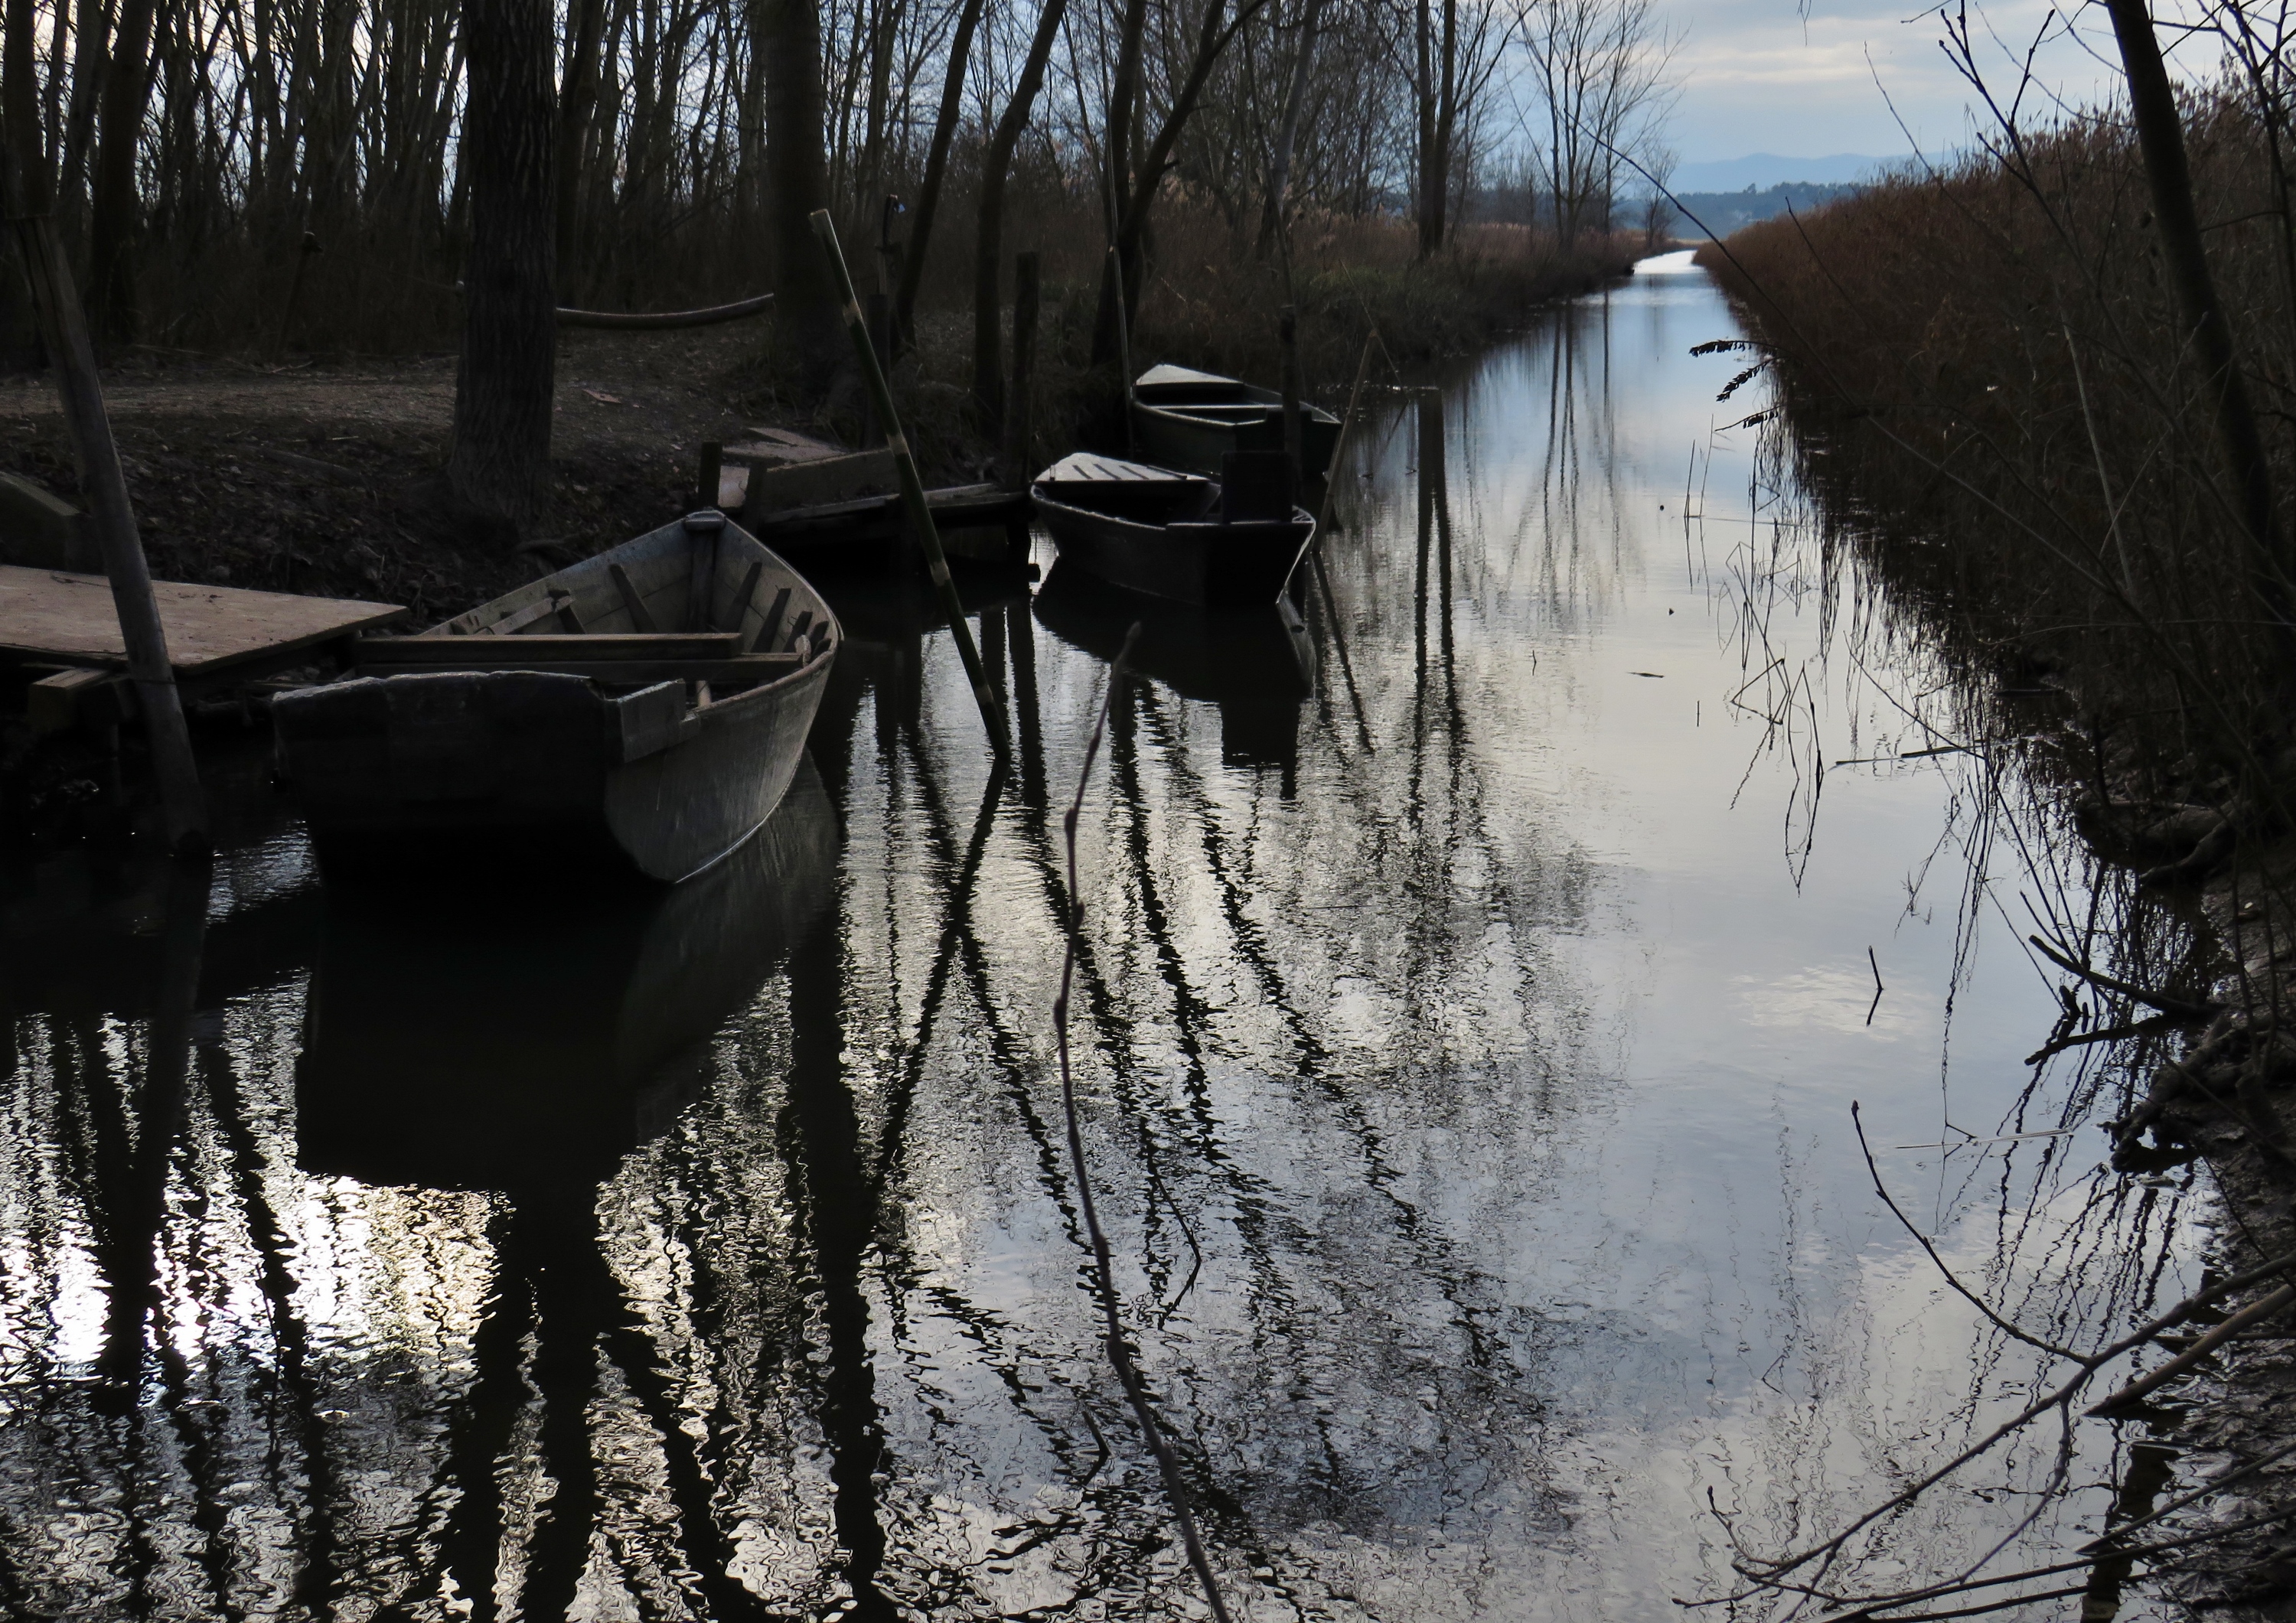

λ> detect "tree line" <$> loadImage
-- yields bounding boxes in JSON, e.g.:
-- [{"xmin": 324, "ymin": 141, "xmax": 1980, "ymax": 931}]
[{"xmin": 0, "ymin": 0, "xmax": 1676, "ymax": 522}]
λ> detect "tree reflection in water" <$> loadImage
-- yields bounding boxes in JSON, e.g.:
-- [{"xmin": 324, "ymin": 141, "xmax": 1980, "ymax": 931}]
[{"xmin": 0, "ymin": 261, "xmax": 2212, "ymax": 1620}]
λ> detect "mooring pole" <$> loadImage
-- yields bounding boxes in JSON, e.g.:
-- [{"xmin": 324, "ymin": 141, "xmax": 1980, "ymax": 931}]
[
  {"xmin": 1105, "ymin": 245, "xmax": 1137, "ymax": 455},
  {"xmin": 1006, "ymin": 251, "xmax": 1040, "ymax": 490},
  {"xmin": 810, "ymin": 209, "xmax": 1009, "ymax": 759},
  {"xmin": 1, "ymin": 14, "xmax": 204, "ymax": 849},
  {"xmin": 1277, "ymin": 304, "xmax": 1305, "ymax": 490}
]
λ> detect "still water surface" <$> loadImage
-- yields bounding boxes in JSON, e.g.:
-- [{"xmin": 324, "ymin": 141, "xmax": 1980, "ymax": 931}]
[{"xmin": 0, "ymin": 255, "xmax": 2191, "ymax": 1618}]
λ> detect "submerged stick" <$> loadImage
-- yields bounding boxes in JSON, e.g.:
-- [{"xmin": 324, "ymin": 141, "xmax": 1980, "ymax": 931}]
[
  {"xmin": 2089, "ymin": 1282, "xmax": 2296, "ymax": 1414},
  {"xmin": 811, "ymin": 210, "xmax": 1009, "ymax": 759},
  {"xmin": 1054, "ymin": 625, "xmax": 1234, "ymax": 1623},
  {"xmin": 1313, "ymin": 328, "xmax": 1379, "ymax": 544}
]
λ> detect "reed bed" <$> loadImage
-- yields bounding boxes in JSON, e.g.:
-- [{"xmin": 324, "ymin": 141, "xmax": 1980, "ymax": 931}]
[{"xmin": 1701, "ymin": 85, "xmax": 2296, "ymax": 809}]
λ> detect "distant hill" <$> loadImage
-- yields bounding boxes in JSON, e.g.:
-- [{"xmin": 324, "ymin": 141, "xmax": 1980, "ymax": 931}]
[
  {"xmin": 1672, "ymin": 153, "xmax": 1908, "ymax": 191},
  {"xmin": 1661, "ymin": 181, "xmax": 1862, "ymax": 239}
]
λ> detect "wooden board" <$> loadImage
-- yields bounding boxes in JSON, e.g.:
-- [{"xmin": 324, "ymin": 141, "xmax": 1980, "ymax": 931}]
[
  {"xmin": 363, "ymin": 631, "xmax": 741, "ymax": 664},
  {"xmin": 1035, "ymin": 452, "xmax": 1206, "ymax": 490},
  {"xmin": 352, "ymin": 654, "xmax": 805, "ymax": 686},
  {"xmin": 0, "ymin": 563, "xmax": 406, "ymax": 676},
  {"xmin": 741, "ymin": 449, "xmax": 899, "ymax": 523}
]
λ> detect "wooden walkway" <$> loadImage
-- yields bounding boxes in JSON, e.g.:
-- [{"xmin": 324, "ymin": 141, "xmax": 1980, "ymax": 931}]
[
  {"xmin": 3, "ymin": 564, "xmax": 405, "ymax": 732},
  {"xmin": 2, "ymin": 564, "xmax": 404, "ymax": 676}
]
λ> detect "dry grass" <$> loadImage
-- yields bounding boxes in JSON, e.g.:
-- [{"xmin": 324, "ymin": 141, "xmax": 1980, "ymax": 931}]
[{"xmin": 1702, "ymin": 88, "xmax": 2296, "ymax": 810}]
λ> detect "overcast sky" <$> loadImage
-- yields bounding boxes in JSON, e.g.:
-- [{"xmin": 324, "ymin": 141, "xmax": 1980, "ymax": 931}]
[{"xmin": 1652, "ymin": 1, "xmax": 2169, "ymax": 161}]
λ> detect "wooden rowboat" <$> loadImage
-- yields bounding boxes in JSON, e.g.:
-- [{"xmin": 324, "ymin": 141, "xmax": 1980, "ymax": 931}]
[
  {"xmin": 1029, "ymin": 450, "xmax": 1315, "ymax": 607},
  {"xmin": 1131, "ymin": 363, "xmax": 1342, "ymax": 477},
  {"xmin": 272, "ymin": 510, "xmax": 837, "ymax": 883}
]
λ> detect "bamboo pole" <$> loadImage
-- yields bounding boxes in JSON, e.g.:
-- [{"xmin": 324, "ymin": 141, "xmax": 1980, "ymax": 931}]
[
  {"xmin": 3, "ymin": 216, "xmax": 206, "ymax": 848},
  {"xmin": 810, "ymin": 209, "xmax": 1009, "ymax": 759},
  {"xmin": 2103, "ymin": 0, "xmax": 2294, "ymax": 640}
]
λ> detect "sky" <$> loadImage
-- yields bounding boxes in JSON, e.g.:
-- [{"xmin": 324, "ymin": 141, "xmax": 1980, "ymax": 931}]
[{"xmin": 1652, "ymin": 0, "xmax": 2200, "ymax": 162}]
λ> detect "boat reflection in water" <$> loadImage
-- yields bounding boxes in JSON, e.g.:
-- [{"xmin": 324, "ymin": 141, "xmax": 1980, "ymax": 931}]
[
  {"xmin": 295, "ymin": 758, "xmax": 839, "ymax": 1188},
  {"xmin": 1031, "ymin": 558, "xmax": 1313, "ymax": 782},
  {"xmin": 293, "ymin": 766, "xmax": 838, "ymax": 1623}
]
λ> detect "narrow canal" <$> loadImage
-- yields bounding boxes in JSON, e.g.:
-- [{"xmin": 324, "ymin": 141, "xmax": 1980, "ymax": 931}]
[{"xmin": 0, "ymin": 255, "xmax": 2190, "ymax": 1619}]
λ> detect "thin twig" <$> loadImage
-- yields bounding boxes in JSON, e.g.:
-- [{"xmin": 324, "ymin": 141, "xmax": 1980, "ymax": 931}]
[
  {"xmin": 1852, "ymin": 1103, "xmax": 2083, "ymax": 1359},
  {"xmin": 1055, "ymin": 623, "xmax": 1234, "ymax": 1623}
]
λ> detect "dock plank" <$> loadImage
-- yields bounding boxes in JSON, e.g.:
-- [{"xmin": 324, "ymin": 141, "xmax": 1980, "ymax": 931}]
[{"xmin": 0, "ymin": 564, "xmax": 406, "ymax": 676}]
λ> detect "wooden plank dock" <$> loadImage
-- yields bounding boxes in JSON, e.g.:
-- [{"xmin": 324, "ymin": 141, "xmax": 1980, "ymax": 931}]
[{"xmin": 2, "ymin": 563, "xmax": 405, "ymax": 732}]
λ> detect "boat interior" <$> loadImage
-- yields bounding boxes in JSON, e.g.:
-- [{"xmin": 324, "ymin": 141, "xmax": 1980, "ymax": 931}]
[
  {"xmin": 386, "ymin": 517, "xmax": 832, "ymax": 696},
  {"xmin": 1037, "ymin": 451, "xmax": 1300, "ymax": 529},
  {"xmin": 1041, "ymin": 471, "xmax": 1218, "ymax": 526}
]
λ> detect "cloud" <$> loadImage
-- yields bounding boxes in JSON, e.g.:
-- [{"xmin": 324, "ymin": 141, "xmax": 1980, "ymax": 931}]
[{"xmin": 1653, "ymin": 0, "xmax": 2127, "ymax": 159}]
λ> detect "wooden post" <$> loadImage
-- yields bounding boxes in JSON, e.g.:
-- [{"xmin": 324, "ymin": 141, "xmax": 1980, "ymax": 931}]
[
  {"xmin": 1005, "ymin": 251, "xmax": 1039, "ymax": 489},
  {"xmin": 10, "ymin": 214, "xmax": 206, "ymax": 849},
  {"xmin": 1106, "ymin": 244, "xmax": 1137, "ymax": 454},
  {"xmin": 810, "ymin": 209, "xmax": 1009, "ymax": 759},
  {"xmin": 270, "ymin": 231, "xmax": 322, "ymax": 359},
  {"xmin": 696, "ymin": 439, "xmax": 722, "ymax": 510},
  {"xmin": 1277, "ymin": 303, "xmax": 1305, "ymax": 489}
]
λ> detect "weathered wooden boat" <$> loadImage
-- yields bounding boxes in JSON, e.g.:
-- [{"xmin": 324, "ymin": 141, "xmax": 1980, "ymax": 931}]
[
  {"xmin": 1131, "ymin": 363, "xmax": 1342, "ymax": 477},
  {"xmin": 272, "ymin": 510, "xmax": 837, "ymax": 883},
  {"xmin": 1033, "ymin": 559, "xmax": 1313, "ymax": 777},
  {"xmin": 730, "ymin": 448, "xmax": 1030, "ymax": 569},
  {"xmin": 1029, "ymin": 450, "xmax": 1315, "ymax": 608}
]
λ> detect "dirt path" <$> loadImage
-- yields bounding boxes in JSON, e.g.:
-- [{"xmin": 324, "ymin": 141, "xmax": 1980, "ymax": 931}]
[{"xmin": 0, "ymin": 329, "xmax": 821, "ymax": 627}]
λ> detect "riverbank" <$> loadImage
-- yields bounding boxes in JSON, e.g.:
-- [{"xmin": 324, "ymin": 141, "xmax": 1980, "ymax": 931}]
[
  {"xmin": 0, "ymin": 223, "xmax": 1636, "ymax": 843},
  {"xmin": 1700, "ymin": 95, "xmax": 2296, "ymax": 1614}
]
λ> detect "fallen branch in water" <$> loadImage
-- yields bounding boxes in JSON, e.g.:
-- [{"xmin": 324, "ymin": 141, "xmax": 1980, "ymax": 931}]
[
  {"xmin": 1054, "ymin": 624, "xmax": 1234, "ymax": 1623},
  {"xmin": 1722, "ymin": 1188, "xmax": 2296, "ymax": 1587},
  {"xmin": 2089, "ymin": 1282, "xmax": 2296, "ymax": 1413},
  {"xmin": 2027, "ymin": 934, "xmax": 2220, "ymax": 1021}
]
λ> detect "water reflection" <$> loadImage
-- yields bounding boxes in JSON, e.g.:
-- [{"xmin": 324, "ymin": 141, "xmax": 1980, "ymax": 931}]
[
  {"xmin": 0, "ymin": 259, "xmax": 2194, "ymax": 1619},
  {"xmin": 1032, "ymin": 561, "xmax": 1312, "ymax": 780}
]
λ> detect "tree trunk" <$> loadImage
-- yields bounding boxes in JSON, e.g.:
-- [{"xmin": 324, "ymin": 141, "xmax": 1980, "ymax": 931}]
[
  {"xmin": 1255, "ymin": 0, "xmax": 1322, "ymax": 261},
  {"xmin": 758, "ymin": 0, "xmax": 840, "ymax": 388},
  {"xmin": 88, "ymin": 0, "xmax": 158, "ymax": 344},
  {"xmin": 1414, "ymin": 0, "xmax": 1435, "ymax": 257},
  {"xmin": 448, "ymin": 0, "xmax": 558, "ymax": 533},
  {"xmin": 554, "ymin": 0, "xmax": 607, "ymax": 282},
  {"xmin": 970, "ymin": 0, "xmax": 1068, "ymax": 419},
  {"xmin": 1091, "ymin": 0, "xmax": 1267, "ymax": 364},
  {"xmin": 892, "ymin": 0, "xmax": 983, "ymax": 349},
  {"xmin": 1084, "ymin": 0, "xmax": 1150, "ymax": 365}
]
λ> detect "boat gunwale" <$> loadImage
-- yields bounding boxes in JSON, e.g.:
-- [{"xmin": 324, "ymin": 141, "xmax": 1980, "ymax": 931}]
[{"xmin": 1029, "ymin": 481, "xmax": 1313, "ymax": 542}]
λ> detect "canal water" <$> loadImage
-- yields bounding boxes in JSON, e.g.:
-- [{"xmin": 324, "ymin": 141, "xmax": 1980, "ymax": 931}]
[{"xmin": 0, "ymin": 255, "xmax": 2195, "ymax": 1619}]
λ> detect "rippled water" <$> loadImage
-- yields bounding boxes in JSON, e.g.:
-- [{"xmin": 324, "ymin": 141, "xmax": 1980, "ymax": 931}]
[{"xmin": 0, "ymin": 256, "xmax": 2197, "ymax": 1620}]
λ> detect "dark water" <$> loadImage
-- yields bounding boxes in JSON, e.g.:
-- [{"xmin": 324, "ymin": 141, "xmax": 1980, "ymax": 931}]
[{"xmin": 0, "ymin": 256, "xmax": 2193, "ymax": 1620}]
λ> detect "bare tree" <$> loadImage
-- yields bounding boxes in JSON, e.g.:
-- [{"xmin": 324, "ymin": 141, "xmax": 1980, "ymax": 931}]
[
  {"xmin": 1512, "ymin": 0, "xmax": 1678, "ymax": 253},
  {"xmin": 974, "ymin": 0, "xmax": 1074, "ymax": 419}
]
